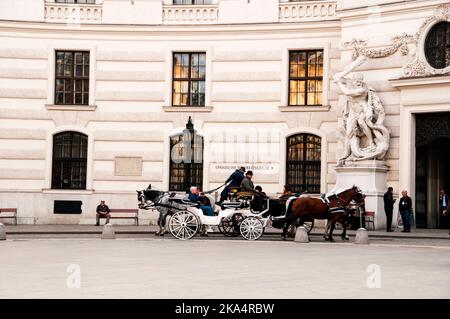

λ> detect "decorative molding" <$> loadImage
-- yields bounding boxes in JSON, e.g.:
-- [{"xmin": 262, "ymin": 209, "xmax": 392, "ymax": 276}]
[
  {"xmin": 162, "ymin": 106, "xmax": 213, "ymax": 112},
  {"xmin": 44, "ymin": 2, "xmax": 103, "ymax": 24},
  {"xmin": 278, "ymin": 1, "xmax": 338, "ymax": 22},
  {"xmin": 162, "ymin": 5, "xmax": 219, "ymax": 24},
  {"xmin": 278, "ymin": 105, "xmax": 330, "ymax": 112},
  {"xmin": 45, "ymin": 104, "xmax": 97, "ymax": 111},
  {"xmin": 343, "ymin": 33, "xmax": 413, "ymax": 61},
  {"xmin": 402, "ymin": 4, "xmax": 450, "ymax": 78}
]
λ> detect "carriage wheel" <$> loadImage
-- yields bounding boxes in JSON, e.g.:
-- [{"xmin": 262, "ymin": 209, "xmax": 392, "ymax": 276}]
[
  {"xmin": 168, "ymin": 210, "xmax": 199, "ymax": 240},
  {"xmin": 240, "ymin": 217, "xmax": 264, "ymax": 241},
  {"xmin": 218, "ymin": 213, "xmax": 244, "ymax": 237}
]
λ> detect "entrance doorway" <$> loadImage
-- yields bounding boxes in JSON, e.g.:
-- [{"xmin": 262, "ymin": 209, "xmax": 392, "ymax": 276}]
[{"xmin": 415, "ymin": 113, "xmax": 450, "ymax": 229}]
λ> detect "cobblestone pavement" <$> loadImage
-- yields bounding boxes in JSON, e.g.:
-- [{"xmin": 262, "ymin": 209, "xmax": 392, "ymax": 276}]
[{"xmin": 0, "ymin": 236, "xmax": 449, "ymax": 299}]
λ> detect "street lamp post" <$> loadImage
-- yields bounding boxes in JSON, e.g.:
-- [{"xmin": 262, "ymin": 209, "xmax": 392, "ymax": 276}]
[{"xmin": 182, "ymin": 117, "xmax": 195, "ymax": 193}]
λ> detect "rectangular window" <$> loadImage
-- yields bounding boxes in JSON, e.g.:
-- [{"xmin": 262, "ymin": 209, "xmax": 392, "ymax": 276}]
[
  {"xmin": 288, "ymin": 50, "xmax": 323, "ymax": 106},
  {"xmin": 173, "ymin": 0, "xmax": 212, "ymax": 4},
  {"xmin": 172, "ymin": 52, "xmax": 206, "ymax": 107},
  {"xmin": 55, "ymin": 51, "xmax": 90, "ymax": 105},
  {"xmin": 55, "ymin": 0, "xmax": 96, "ymax": 4}
]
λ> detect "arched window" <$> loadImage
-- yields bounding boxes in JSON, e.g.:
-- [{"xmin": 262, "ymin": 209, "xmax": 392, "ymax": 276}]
[
  {"xmin": 286, "ymin": 133, "xmax": 321, "ymax": 194},
  {"xmin": 425, "ymin": 21, "xmax": 450, "ymax": 70},
  {"xmin": 169, "ymin": 118, "xmax": 203, "ymax": 192},
  {"xmin": 52, "ymin": 131, "xmax": 88, "ymax": 189}
]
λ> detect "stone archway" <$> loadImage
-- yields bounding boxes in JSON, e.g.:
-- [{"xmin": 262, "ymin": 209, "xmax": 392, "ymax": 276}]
[{"xmin": 415, "ymin": 112, "xmax": 450, "ymax": 229}]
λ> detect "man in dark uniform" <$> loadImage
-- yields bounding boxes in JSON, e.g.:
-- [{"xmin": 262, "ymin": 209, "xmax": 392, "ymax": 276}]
[
  {"xmin": 218, "ymin": 166, "xmax": 245, "ymax": 204},
  {"xmin": 439, "ymin": 189, "xmax": 449, "ymax": 235},
  {"xmin": 399, "ymin": 190, "xmax": 412, "ymax": 232},
  {"xmin": 383, "ymin": 187, "xmax": 395, "ymax": 232},
  {"xmin": 96, "ymin": 200, "xmax": 111, "ymax": 226}
]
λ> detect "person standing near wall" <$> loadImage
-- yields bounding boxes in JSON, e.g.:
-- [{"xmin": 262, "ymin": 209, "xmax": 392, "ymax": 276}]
[
  {"xmin": 439, "ymin": 189, "xmax": 449, "ymax": 235},
  {"xmin": 399, "ymin": 190, "xmax": 412, "ymax": 233},
  {"xmin": 383, "ymin": 187, "xmax": 396, "ymax": 232}
]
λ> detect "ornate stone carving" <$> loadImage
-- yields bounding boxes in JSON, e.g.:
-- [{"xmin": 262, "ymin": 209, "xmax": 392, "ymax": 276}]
[
  {"xmin": 344, "ymin": 33, "xmax": 413, "ymax": 61},
  {"xmin": 402, "ymin": 4, "xmax": 450, "ymax": 78},
  {"xmin": 334, "ymin": 57, "xmax": 390, "ymax": 165}
]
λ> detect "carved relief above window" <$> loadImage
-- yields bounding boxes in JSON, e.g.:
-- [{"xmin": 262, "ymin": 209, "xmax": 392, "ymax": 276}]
[{"xmin": 402, "ymin": 4, "xmax": 450, "ymax": 78}]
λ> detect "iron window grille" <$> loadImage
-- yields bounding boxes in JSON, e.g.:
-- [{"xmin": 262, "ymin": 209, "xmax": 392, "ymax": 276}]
[
  {"xmin": 52, "ymin": 131, "xmax": 88, "ymax": 190},
  {"xmin": 425, "ymin": 21, "xmax": 450, "ymax": 70},
  {"xmin": 286, "ymin": 133, "xmax": 321, "ymax": 194}
]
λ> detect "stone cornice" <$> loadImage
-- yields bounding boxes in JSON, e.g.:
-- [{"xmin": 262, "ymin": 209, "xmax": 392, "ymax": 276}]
[
  {"xmin": 0, "ymin": 20, "xmax": 341, "ymax": 36},
  {"xmin": 337, "ymin": 0, "xmax": 448, "ymax": 20},
  {"xmin": 390, "ymin": 75, "xmax": 450, "ymax": 88}
]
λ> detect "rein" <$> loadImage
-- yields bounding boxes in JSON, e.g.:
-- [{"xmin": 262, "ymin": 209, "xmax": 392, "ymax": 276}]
[{"xmin": 202, "ymin": 183, "xmax": 226, "ymax": 194}]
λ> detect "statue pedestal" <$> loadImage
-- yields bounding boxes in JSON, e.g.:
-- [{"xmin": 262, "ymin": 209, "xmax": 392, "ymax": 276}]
[{"xmin": 333, "ymin": 160, "xmax": 388, "ymax": 230}]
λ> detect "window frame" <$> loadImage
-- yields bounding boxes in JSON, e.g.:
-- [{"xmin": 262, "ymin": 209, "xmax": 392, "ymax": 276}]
[
  {"xmin": 424, "ymin": 21, "xmax": 450, "ymax": 70},
  {"xmin": 285, "ymin": 133, "xmax": 321, "ymax": 194},
  {"xmin": 172, "ymin": 0, "xmax": 212, "ymax": 5},
  {"xmin": 51, "ymin": 131, "xmax": 88, "ymax": 190},
  {"xmin": 54, "ymin": 50, "xmax": 90, "ymax": 106},
  {"xmin": 55, "ymin": 0, "xmax": 97, "ymax": 4},
  {"xmin": 169, "ymin": 133, "xmax": 204, "ymax": 192},
  {"xmin": 172, "ymin": 52, "xmax": 206, "ymax": 107},
  {"xmin": 288, "ymin": 49, "xmax": 324, "ymax": 107}
]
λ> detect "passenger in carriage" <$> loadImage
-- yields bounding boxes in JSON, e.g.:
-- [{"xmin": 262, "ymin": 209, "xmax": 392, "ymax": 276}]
[
  {"xmin": 254, "ymin": 185, "xmax": 268, "ymax": 211},
  {"xmin": 280, "ymin": 184, "xmax": 294, "ymax": 199},
  {"xmin": 188, "ymin": 186, "xmax": 214, "ymax": 217},
  {"xmin": 255, "ymin": 185, "xmax": 266, "ymax": 197}
]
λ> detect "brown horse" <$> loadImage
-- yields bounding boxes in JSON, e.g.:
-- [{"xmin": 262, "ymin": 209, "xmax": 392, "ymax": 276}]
[{"xmin": 284, "ymin": 186, "xmax": 365, "ymax": 242}]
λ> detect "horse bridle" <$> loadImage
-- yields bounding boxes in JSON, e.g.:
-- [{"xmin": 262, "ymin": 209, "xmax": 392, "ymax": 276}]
[{"xmin": 335, "ymin": 188, "xmax": 364, "ymax": 208}]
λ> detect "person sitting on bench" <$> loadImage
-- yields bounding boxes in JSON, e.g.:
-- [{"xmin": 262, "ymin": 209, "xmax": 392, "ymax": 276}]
[{"xmin": 96, "ymin": 200, "xmax": 111, "ymax": 226}]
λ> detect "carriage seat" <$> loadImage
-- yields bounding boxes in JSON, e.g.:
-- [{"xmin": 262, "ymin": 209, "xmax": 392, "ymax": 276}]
[
  {"xmin": 237, "ymin": 191, "xmax": 254, "ymax": 201},
  {"xmin": 168, "ymin": 197, "xmax": 199, "ymax": 207}
]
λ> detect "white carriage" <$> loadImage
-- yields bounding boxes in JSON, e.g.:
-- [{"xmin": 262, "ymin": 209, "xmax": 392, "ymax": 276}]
[
  {"xmin": 137, "ymin": 187, "xmax": 313, "ymax": 241},
  {"xmin": 166, "ymin": 193, "xmax": 271, "ymax": 241}
]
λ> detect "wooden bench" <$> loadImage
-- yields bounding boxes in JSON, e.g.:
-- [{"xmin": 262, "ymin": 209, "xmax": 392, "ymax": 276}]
[
  {"xmin": 0, "ymin": 208, "xmax": 18, "ymax": 225},
  {"xmin": 98, "ymin": 208, "xmax": 139, "ymax": 226}
]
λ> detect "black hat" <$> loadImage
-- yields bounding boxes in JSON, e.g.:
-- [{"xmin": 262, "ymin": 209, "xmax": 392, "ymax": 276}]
[
  {"xmin": 239, "ymin": 166, "xmax": 246, "ymax": 172},
  {"xmin": 246, "ymin": 170, "xmax": 253, "ymax": 176}
]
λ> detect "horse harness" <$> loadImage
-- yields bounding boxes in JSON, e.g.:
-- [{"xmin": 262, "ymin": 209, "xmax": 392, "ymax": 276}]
[{"xmin": 322, "ymin": 193, "xmax": 351, "ymax": 217}]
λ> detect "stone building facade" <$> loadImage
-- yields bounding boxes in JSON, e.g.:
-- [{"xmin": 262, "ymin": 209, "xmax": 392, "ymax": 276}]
[{"xmin": 0, "ymin": 0, "xmax": 449, "ymax": 228}]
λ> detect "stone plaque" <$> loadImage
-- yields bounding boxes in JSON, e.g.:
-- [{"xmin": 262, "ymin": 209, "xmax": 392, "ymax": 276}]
[{"xmin": 114, "ymin": 157, "xmax": 143, "ymax": 176}]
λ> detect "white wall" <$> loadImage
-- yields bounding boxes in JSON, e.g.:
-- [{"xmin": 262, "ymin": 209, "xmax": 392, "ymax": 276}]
[{"xmin": 0, "ymin": 0, "xmax": 44, "ymax": 22}]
